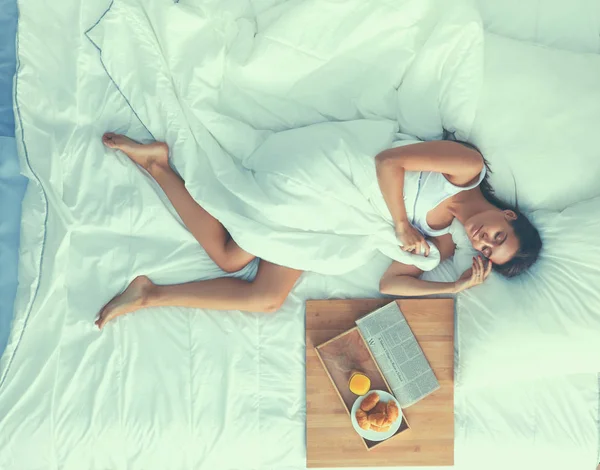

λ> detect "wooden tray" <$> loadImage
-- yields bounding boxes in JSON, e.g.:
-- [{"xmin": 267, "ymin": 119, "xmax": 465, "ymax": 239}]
[
  {"xmin": 315, "ymin": 326, "xmax": 410, "ymax": 450},
  {"xmin": 307, "ymin": 299, "xmax": 455, "ymax": 467}
]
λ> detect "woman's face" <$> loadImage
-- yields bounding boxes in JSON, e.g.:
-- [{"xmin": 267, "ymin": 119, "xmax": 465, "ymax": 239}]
[{"xmin": 464, "ymin": 209, "xmax": 520, "ymax": 265}]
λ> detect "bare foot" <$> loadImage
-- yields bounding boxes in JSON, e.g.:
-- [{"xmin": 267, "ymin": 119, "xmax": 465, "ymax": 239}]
[
  {"xmin": 102, "ymin": 133, "xmax": 169, "ymax": 173},
  {"xmin": 96, "ymin": 275, "xmax": 155, "ymax": 330}
]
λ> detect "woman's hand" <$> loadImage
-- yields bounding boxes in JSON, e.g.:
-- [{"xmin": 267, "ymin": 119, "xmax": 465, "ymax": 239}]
[
  {"xmin": 395, "ymin": 221, "xmax": 430, "ymax": 257},
  {"xmin": 454, "ymin": 255, "xmax": 492, "ymax": 293}
]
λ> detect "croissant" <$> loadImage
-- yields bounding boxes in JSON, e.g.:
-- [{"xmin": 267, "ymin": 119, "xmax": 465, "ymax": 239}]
[
  {"xmin": 368, "ymin": 412, "xmax": 387, "ymax": 427},
  {"xmin": 377, "ymin": 424, "xmax": 391, "ymax": 433},
  {"xmin": 355, "ymin": 409, "xmax": 370, "ymax": 431},
  {"xmin": 370, "ymin": 422, "xmax": 391, "ymax": 433},
  {"xmin": 385, "ymin": 401, "xmax": 399, "ymax": 424},
  {"xmin": 360, "ymin": 392, "xmax": 380, "ymax": 412},
  {"xmin": 372, "ymin": 401, "xmax": 387, "ymax": 415}
]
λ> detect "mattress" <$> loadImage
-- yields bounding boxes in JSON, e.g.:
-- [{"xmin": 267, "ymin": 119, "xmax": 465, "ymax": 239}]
[{"xmin": 0, "ymin": 0, "xmax": 598, "ymax": 469}]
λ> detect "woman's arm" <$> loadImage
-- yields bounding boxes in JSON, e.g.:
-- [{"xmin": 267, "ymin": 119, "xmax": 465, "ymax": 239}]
[
  {"xmin": 375, "ymin": 140, "xmax": 484, "ymax": 227},
  {"xmin": 376, "ymin": 156, "xmax": 429, "ymax": 254},
  {"xmin": 375, "ymin": 140, "xmax": 484, "ymax": 186},
  {"xmin": 380, "ymin": 273, "xmax": 459, "ymax": 296},
  {"xmin": 379, "ymin": 234, "xmax": 456, "ymax": 295},
  {"xmin": 379, "ymin": 235, "xmax": 492, "ymax": 296},
  {"xmin": 375, "ymin": 151, "xmax": 410, "ymax": 227},
  {"xmin": 379, "ymin": 256, "xmax": 491, "ymax": 297}
]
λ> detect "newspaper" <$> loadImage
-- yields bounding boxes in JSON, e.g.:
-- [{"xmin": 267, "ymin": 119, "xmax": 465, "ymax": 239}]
[{"xmin": 355, "ymin": 302, "xmax": 440, "ymax": 408}]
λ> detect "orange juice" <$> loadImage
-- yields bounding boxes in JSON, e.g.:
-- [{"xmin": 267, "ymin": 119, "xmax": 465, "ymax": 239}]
[{"xmin": 348, "ymin": 371, "xmax": 371, "ymax": 396}]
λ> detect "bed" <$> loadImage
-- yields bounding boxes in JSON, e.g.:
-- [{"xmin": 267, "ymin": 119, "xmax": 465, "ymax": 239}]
[{"xmin": 0, "ymin": 0, "xmax": 598, "ymax": 469}]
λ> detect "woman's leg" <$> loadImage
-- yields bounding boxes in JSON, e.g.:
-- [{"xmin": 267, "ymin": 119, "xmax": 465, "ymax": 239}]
[
  {"xmin": 102, "ymin": 133, "xmax": 255, "ymax": 273},
  {"xmin": 96, "ymin": 260, "xmax": 303, "ymax": 329}
]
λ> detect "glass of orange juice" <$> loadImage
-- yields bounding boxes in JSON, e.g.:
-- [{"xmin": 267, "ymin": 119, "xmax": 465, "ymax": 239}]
[{"xmin": 348, "ymin": 370, "xmax": 371, "ymax": 396}]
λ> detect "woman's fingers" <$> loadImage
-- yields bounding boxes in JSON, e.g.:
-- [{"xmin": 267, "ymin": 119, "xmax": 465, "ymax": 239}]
[
  {"xmin": 473, "ymin": 257, "xmax": 483, "ymax": 282},
  {"xmin": 396, "ymin": 224, "xmax": 430, "ymax": 257},
  {"xmin": 416, "ymin": 241, "xmax": 424, "ymax": 255},
  {"xmin": 476, "ymin": 256, "xmax": 493, "ymax": 284},
  {"xmin": 397, "ymin": 230, "xmax": 429, "ymax": 257},
  {"xmin": 484, "ymin": 259, "xmax": 493, "ymax": 278},
  {"xmin": 415, "ymin": 240, "xmax": 429, "ymax": 256},
  {"xmin": 464, "ymin": 256, "xmax": 492, "ymax": 291},
  {"xmin": 413, "ymin": 235, "xmax": 427, "ymax": 256}
]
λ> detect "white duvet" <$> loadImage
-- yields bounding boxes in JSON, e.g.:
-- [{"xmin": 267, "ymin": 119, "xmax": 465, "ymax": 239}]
[
  {"xmin": 0, "ymin": 0, "xmax": 598, "ymax": 469},
  {"xmin": 89, "ymin": 0, "xmax": 469, "ymax": 275}
]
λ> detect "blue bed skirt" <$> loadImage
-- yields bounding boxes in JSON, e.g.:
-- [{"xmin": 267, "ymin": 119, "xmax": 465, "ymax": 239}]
[{"xmin": 0, "ymin": 0, "xmax": 27, "ymax": 358}]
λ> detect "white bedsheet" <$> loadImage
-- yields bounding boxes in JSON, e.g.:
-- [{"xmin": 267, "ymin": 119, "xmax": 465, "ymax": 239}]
[{"xmin": 0, "ymin": 0, "xmax": 598, "ymax": 469}]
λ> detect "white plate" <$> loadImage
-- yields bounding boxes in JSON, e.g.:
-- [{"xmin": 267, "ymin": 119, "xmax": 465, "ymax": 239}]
[{"xmin": 350, "ymin": 390, "xmax": 403, "ymax": 442}]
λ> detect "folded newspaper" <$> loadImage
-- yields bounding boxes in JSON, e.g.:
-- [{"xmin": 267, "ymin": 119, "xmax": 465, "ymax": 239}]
[{"xmin": 355, "ymin": 302, "xmax": 440, "ymax": 408}]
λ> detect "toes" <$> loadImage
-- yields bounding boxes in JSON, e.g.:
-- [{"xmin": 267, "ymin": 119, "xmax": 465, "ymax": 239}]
[
  {"xmin": 102, "ymin": 133, "xmax": 117, "ymax": 148},
  {"xmin": 95, "ymin": 313, "xmax": 104, "ymax": 329},
  {"xmin": 97, "ymin": 314, "xmax": 108, "ymax": 330},
  {"xmin": 97, "ymin": 307, "xmax": 118, "ymax": 330},
  {"xmin": 95, "ymin": 306, "xmax": 108, "ymax": 329}
]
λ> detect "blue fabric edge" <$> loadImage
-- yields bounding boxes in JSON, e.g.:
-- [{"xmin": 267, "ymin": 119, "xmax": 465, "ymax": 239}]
[
  {"xmin": 0, "ymin": 0, "xmax": 17, "ymax": 137},
  {"xmin": 0, "ymin": 0, "xmax": 21, "ymax": 360},
  {"xmin": 0, "ymin": 0, "xmax": 159, "ymax": 391},
  {"xmin": 0, "ymin": 139, "xmax": 27, "ymax": 357},
  {"xmin": 0, "ymin": 1, "xmax": 49, "ymax": 391}
]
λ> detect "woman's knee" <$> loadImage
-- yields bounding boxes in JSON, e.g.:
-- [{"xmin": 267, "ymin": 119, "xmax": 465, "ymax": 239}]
[
  {"xmin": 256, "ymin": 292, "xmax": 288, "ymax": 313},
  {"xmin": 213, "ymin": 244, "xmax": 256, "ymax": 274},
  {"xmin": 247, "ymin": 287, "xmax": 289, "ymax": 313},
  {"xmin": 217, "ymin": 258, "xmax": 243, "ymax": 274},
  {"xmin": 214, "ymin": 254, "xmax": 253, "ymax": 274},
  {"xmin": 245, "ymin": 261, "xmax": 301, "ymax": 313}
]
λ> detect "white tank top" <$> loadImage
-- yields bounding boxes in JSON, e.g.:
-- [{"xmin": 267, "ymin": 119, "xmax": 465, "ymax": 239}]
[
  {"xmin": 366, "ymin": 139, "xmax": 487, "ymax": 238},
  {"xmin": 408, "ymin": 166, "xmax": 487, "ymax": 237}
]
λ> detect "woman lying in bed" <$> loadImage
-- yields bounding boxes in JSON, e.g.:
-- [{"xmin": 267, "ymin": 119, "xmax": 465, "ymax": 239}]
[{"xmin": 95, "ymin": 134, "xmax": 542, "ymax": 329}]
